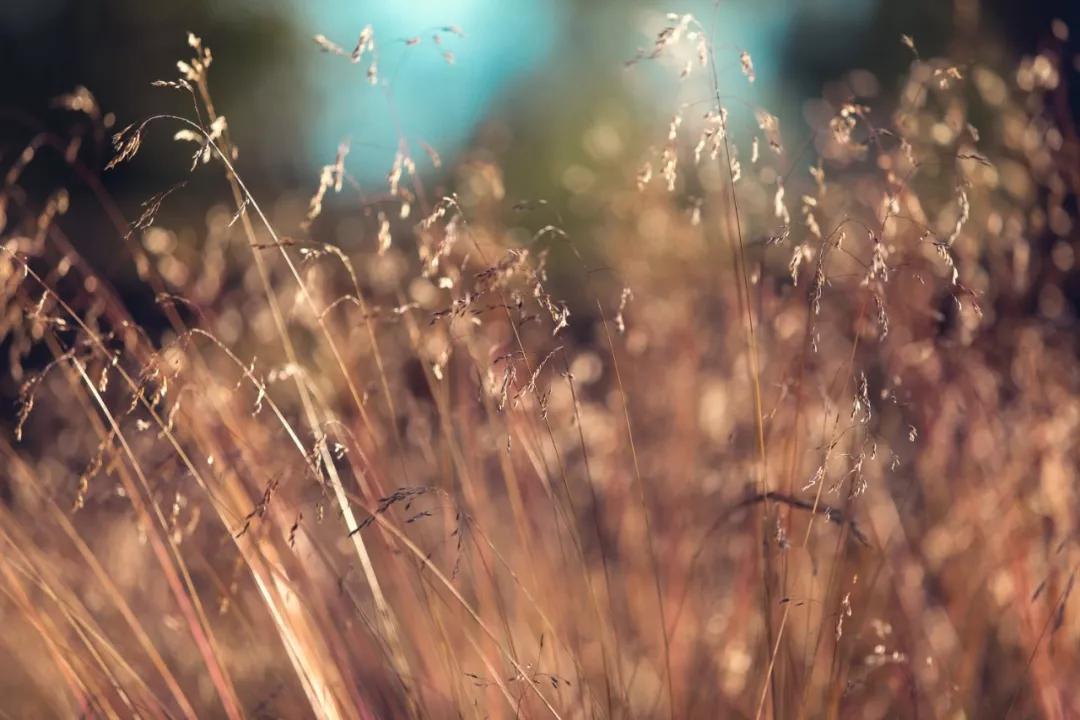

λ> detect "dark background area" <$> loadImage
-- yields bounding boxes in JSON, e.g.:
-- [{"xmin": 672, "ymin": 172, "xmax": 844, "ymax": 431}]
[{"xmin": 3, "ymin": 0, "xmax": 1076, "ymax": 193}]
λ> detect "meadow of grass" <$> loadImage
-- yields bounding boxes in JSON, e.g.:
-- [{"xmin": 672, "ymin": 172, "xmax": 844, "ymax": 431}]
[{"xmin": 1, "ymin": 11, "xmax": 1079, "ymax": 720}]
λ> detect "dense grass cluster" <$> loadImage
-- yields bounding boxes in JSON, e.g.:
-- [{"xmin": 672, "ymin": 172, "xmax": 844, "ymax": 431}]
[{"xmin": 1, "ymin": 13, "xmax": 1078, "ymax": 719}]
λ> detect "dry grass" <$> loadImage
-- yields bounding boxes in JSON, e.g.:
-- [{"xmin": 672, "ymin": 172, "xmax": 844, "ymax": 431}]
[{"xmin": 1, "ymin": 13, "xmax": 1079, "ymax": 720}]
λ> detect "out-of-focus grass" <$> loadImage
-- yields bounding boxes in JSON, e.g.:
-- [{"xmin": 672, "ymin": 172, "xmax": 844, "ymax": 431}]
[{"xmin": 1, "ymin": 14, "xmax": 1078, "ymax": 720}]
